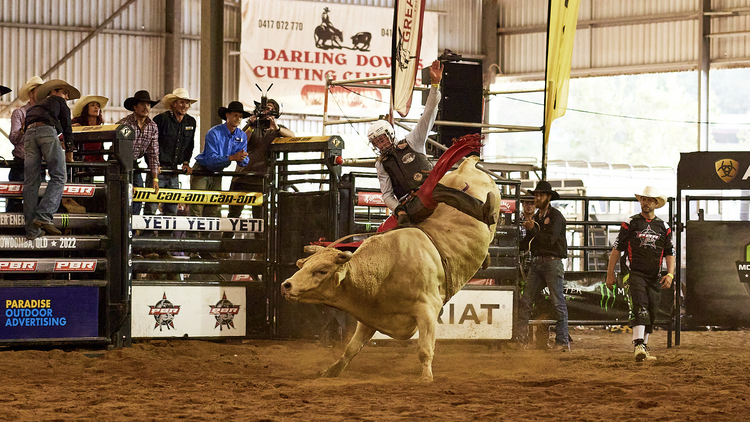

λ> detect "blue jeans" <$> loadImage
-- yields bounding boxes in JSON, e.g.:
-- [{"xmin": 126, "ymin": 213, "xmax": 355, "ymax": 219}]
[
  {"xmin": 516, "ymin": 259, "xmax": 569, "ymax": 345},
  {"xmin": 23, "ymin": 125, "xmax": 66, "ymax": 236},
  {"xmin": 145, "ymin": 172, "xmax": 180, "ymax": 216},
  {"xmin": 133, "ymin": 168, "xmax": 144, "ymax": 216}
]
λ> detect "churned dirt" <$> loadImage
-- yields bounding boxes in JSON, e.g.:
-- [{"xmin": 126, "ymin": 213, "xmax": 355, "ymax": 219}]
[{"xmin": 0, "ymin": 328, "xmax": 748, "ymax": 421}]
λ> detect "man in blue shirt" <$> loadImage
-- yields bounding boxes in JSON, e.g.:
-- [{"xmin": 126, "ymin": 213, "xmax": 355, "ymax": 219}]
[{"xmin": 189, "ymin": 101, "xmax": 249, "ymax": 235}]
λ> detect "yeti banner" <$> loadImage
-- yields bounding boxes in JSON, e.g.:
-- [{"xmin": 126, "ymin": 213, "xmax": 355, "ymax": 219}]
[
  {"xmin": 240, "ymin": 0, "xmax": 438, "ymax": 116},
  {"xmin": 391, "ymin": 0, "xmax": 427, "ymax": 117}
]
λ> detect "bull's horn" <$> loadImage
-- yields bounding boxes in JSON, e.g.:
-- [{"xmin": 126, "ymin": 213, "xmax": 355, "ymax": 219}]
[
  {"xmin": 304, "ymin": 245, "xmax": 327, "ymax": 254},
  {"xmin": 334, "ymin": 251, "xmax": 353, "ymax": 264}
]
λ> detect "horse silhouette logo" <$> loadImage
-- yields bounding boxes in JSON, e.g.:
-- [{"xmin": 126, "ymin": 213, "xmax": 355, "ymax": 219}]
[{"xmin": 314, "ymin": 7, "xmax": 372, "ymax": 51}]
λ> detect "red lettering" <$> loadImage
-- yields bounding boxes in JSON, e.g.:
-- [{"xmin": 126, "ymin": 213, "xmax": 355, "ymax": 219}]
[{"xmin": 263, "ymin": 48, "xmax": 276, "ymax": 60}]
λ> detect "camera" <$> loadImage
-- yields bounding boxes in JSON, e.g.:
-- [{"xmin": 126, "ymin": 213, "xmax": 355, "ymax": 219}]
[{"xmin": 251, "ymin": 95, "xmax": 280, "ymax": 130}]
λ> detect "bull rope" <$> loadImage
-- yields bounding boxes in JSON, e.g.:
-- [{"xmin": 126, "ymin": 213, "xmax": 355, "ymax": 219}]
[{"xmin": 412, "ymin": 226, "xmax": 454, "ymax": 304}]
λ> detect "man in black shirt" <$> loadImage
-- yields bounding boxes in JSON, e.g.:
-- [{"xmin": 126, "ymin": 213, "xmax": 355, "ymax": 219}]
[
  {"xmin": 150, "ymin": 88, "xmax": 197, "ymax": 218},
  {"xmin": 607, "ymin": 186, "xmax": 675, "ymax": 362},
  {"xmin": 515, "ymin": 180, "xmax": 570, "ymax": 351},
  {"xmin": 22, "ymin": 79, "xmax": 80, "ymax": 240}
]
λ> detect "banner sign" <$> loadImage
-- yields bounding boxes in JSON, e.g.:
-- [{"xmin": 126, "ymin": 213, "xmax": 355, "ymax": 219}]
[
  {"xmin": 373, "ymin": 288, "xmax": 513, "ymax": 340},
  {"xmin": 0, "ymin": 236, "xmax": 104, "ymax": 251},
  {"xmin": 0, "ymin": 183, "xmax": 96, "ymax": 197},
  {"xmin": 132, "ymin": 188, "xmax": 262, "ymax": 205},
  {"xmin": 0, "ymin": 214, "xmax": 104, "ymax": 229},
  {"xmin": 132, "ymin": 216, "xmax": 264, "ymax": 233},
  {"xmin": 357, "ymin": 191, "xmax": 386, "ymax": 207},
  {"xmin": 391, "ymin": 0, "xmax": 427, "ymax": 116},
  {"xmin": 240, "ymin": 0, "xmax": 438, "ymax": 116},
  {"xmin": 131, "ymin": 286, "xmax": 246, "ymax": 337},
  {"xmin": 0, "ymin": 259, "xmax": 104, "ymax": 273},
  {"xmin": 678, "ymin": 151, "xmax": 750, "ymax": 189},
  {"xmin": 686, "ymin": 221, "xmax": 750, "ymax": 326},
  {"xmin": 1, "ymin": 286, "xmax": 99, "ymax": 340},
  {"xmin": 543, "ymin": 0, "xmax": 580, "ymax": 146}
]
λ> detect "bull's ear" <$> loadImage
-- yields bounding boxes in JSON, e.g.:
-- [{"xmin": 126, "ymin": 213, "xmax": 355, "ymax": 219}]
[
  {"xmin": 304, "ymin": 245, "xmax": 326, "ymax": 254},
  {"xmin": 334, "ymin": 266, "xmax": 348, "ymax": 286},
  {"xmin": 334, "ymin": 251, "xmax": 353, "ymax": 265},
  {"xmin": 296, "ymin": 258, "xmax": 307, "ymax": 269}
]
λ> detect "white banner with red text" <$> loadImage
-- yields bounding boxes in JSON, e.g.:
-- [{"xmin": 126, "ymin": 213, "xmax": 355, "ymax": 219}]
[{"xmin": 240, "ymin": 0, "xmax": 438, "ymax": 117}]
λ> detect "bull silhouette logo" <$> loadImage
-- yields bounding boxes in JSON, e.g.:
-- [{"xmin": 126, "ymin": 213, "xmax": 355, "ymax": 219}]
[
  {"xmin": 715, "ymin": 159, "xmax": 740, "ymax": 183},
  {"xmin": 314, "ymin": 7, "xmax": 371, "ymax": 51}
]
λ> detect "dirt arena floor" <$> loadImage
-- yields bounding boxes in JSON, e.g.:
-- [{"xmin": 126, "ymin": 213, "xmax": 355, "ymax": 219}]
[{"xmin": 0, "ymin": 328, "xmax": 748, "ymax": 421}]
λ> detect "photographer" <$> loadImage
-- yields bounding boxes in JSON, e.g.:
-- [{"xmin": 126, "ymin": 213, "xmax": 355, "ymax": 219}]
[{"xmin": 222, "ymin": 98, "xmax": 294, "ymax": 239}]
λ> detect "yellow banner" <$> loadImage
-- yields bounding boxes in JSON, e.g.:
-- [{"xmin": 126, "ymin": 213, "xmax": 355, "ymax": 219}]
[
  {"xmin": 544, "ymin": 0, "xmax": 580, "ymax": 145},
  {"xmin": 133, "ymin": 188, "xmax": 263, "ymax": 206}
]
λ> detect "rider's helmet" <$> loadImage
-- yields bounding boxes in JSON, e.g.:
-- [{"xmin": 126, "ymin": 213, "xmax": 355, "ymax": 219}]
[{"xmin": 367, "ymin": 120, "xmax": 395, "ymax": 154}]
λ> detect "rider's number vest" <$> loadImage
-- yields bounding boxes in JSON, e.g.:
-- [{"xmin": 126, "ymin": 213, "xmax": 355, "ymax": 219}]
[{"xmin": 381, "ymin": 141, "xmax": 433, "ymax": 200}]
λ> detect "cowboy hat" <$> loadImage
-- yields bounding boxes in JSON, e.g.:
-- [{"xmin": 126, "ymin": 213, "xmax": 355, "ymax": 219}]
[
  {"xmin": 72, "ymin": 95, "xmax": 109, "ymax": 118},
  {"xmin": 162, "ymin": 88, "xmax": 198, "ymax": 109},
  {"xmin": 528, "ymin": 180, "xmax": 560, "ymax": 201},
  {"xmin": 218, "ymin": 101, "xmax": 252, "ymax": 120},
  {"xmin": 635, "ymin": 186, "xmax": 667, "ymax": 209},
  {"xmin": 124, "ymin": 90, "xmax": 159, "ymax": 111},
  {"xmin": 18, "ymin": 76, "xmax": 44, "ymax": 102},
  {"xmin": 0, "ymin": 86, "xmax": 10, "ymax": 97},
  {"xmin": 36, "ymin": 79, "xmax": 81, "ymax": 101}
]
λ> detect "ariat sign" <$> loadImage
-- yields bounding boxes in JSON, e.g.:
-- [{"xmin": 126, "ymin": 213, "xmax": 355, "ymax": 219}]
[{"xmin": 679, "ymin": 152, "xmax": 750, "ymax": 189}]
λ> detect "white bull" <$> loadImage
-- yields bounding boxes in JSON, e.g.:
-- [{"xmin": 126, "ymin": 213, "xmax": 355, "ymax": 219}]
[{"xmin": 281, "ymin": 156, "xmax": 500, "ymax": 382}]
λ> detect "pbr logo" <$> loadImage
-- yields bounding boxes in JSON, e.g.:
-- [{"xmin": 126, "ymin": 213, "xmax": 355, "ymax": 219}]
[
  {"xmin": 209, "ymin": 292, "xmax": 241, "ymax": 330},
  {"xmin": 149, "ymin": 293, "xmax": 180, "ymax": 331},
  {"xmin": 715, "ymin": 159, "xmax": 739, "ymax": 183},
  {"xmin": 0, "ymin": 261, "xmax": 37, "ymax": 271},
  {"xmin": 54, "ymin": 260, "xmax": 96, "ymax": 272}
]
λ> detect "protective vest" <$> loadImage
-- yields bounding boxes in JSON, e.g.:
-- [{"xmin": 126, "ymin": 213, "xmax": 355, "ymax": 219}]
[{"xmin": 380, "ymin": 141, "xmax": 433, "ymax": 200}]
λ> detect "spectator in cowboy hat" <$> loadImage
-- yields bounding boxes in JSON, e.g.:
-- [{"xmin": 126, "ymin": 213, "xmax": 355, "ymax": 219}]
[
  {"xmin": 606, "ymin": 186, "xmax": 674, "ymax": 362},
  {"xmin": 515, "ymin": 180, "xmax": 570, "ymax": 352},
  {"xmin": 72, "ymin": 95, "xmax": 109, "ymax": 162},
  {"xmin": 150, "ymin": 88, "xmax": 198, "ymax": 223},
  {"xmin": 7, "ymin": 76, "xmax": 44, "ymax": 213},
  {"xmin": 117, "ymin": 90, "xmax": 160, "ymax": 216},
  {"xmin": 22, "ymin": 79, "xmax": 80, "ymax": 240},
  {"xmin": 188, "ymin": 101, "xmax": 249, "ymax": 249}
]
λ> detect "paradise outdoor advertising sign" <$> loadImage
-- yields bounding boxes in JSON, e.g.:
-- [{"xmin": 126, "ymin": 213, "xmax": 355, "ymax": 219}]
[{"xmin": 240, "ymin": 0, "xmax": 438, "ymax": 117}]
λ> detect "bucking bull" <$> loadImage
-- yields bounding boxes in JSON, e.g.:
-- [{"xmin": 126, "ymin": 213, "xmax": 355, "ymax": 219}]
[{"xmin": 281, "ymin": 155, "xmax": 501, "ymax": 382}]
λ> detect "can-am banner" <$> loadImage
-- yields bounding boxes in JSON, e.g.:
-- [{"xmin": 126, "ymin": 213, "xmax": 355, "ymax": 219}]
[{"xmin": 240, "ymin": 0, "xmax": 438, "ymax": 117}]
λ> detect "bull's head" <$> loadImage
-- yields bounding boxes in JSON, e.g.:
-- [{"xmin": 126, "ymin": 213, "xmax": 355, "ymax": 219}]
[{"xmin": 281, "ymin": 245, "xmax": 353, "ymax": 304}]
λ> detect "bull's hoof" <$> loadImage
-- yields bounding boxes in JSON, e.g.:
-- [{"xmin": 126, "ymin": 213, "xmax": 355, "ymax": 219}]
[
  {"xmin": 417, "ymin": 374, "xmax": 434, "ymax": 383},
  {"xmin": 320, "ymin": 362, "xmax": 346, "ymax": 378}
]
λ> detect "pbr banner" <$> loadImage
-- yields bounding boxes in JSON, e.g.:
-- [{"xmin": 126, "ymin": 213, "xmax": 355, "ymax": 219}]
[
  {"xmin": 132, "ymin": 216, "xmax": 264, "ymax": 233},
  {"xmin": 131, "ymin": 286, "xmax": 246, "ymax": 338},
  {"xmin": 391, "ymin": 0, "xmax": 427, "ymax": 116},
  {"xmin": 240, "ymin": 0, "xmax": 438, "ymax": 116},
  {"xmin": 678, "ymin": 151, "xmax": 750, "ymax": 189},
  {"xmin": 0, "ymin": 259, "xmax": 104, "ymax": 273},
  {"xmin": 132, "ymin": 188, "xmax": 262, "ymax": 205},
  {"xmin": 0, "ymin": 182, "xmax": 96, "ymax": 197},
  {"xmin": 1, "ymin": 286, "xmax": 99, "ymax": 340}
]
